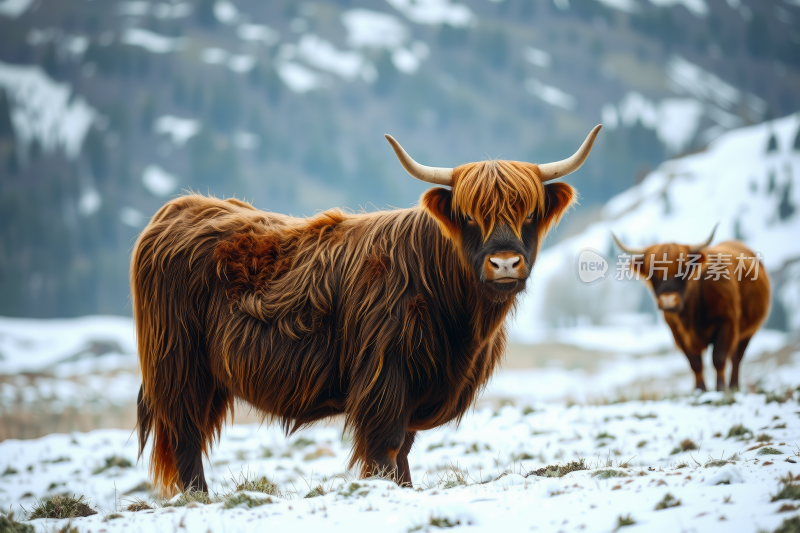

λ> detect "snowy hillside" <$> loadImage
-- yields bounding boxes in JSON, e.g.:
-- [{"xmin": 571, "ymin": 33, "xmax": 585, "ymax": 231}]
[{"xmin": 510, "ymin": 111, "xmax": 800, "ymax": 341}]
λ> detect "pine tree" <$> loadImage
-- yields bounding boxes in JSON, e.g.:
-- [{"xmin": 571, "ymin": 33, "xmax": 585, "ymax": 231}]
[{"xmin": 0, "ymin": 89, "xmax": 13, "ymax": 140}]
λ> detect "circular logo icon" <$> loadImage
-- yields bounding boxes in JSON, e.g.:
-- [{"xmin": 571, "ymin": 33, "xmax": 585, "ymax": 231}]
[{"xmin": 574, "ymin": 247, "xmax": 610, "ymax": 285}]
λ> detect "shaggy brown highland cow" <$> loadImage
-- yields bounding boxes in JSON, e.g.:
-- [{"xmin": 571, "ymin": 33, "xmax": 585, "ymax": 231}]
[
  {"xmin": 132, "ymin": 126, "xmax": 601, "ymax": 496},
  {"xmin": 614, "ymin": 229, "xmax": 770, "ymax": 391}
]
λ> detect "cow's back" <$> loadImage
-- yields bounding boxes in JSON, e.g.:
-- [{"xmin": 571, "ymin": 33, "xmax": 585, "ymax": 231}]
[{"xmin": 704, "ymin": 240, "xmax": 770, "ymax": 338}]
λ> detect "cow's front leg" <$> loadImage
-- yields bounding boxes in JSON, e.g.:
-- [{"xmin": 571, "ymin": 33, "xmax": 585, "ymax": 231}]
[
  {"xmin": 395, "ymin": 431, "xmax": 416, "ymax": 487},
  {"xmin": 361, "ymin": 415, "xmax": 408, "ymax": 482},
  {"xmin": 712, "ymin": 322, "xmax": 738, "ymax": 392},
  {"xmin": 686, "ymin": 353, "xmax": 706, "ymax": 391}
]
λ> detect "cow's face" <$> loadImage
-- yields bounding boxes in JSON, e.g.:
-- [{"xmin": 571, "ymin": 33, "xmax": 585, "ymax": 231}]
[
  {"xmin": 633, "ymin": 244, "xmax": 706, "ymax": 313},
  {"xmin": 422, "ymin": 161, "xmax": 575, "ymax": 300},
  {"xmin": 384, "ymin": 126, "xmax": 600, "ymax": 300}
]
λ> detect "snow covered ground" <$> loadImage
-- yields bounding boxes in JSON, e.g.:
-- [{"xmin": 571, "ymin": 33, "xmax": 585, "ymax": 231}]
[
  {"xmin": 4, "ymin": 392, "xmax": 800, "ymax": 532},
  {"xmin": 0, "ymin": 315, "xmax": 798, "ymax": 531}
]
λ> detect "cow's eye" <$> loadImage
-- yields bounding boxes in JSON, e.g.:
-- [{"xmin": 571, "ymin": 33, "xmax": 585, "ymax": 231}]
[
  {"xmin": 526, "ymin": 212, "xmax": 535, "ymax": 220},
  {"xmin": 465, "ymin": 214, "xmax": 474, "ymax": 222}
]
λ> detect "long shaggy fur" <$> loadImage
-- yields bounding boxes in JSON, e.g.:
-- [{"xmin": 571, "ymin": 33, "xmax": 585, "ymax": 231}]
[{"xmin": 132, "ymin": 160, "xmax": 575, "ymax": 497}]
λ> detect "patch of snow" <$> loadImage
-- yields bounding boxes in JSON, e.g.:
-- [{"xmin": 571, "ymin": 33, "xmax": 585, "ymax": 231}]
[
  {"xmin": 142, "ymin": 165, "xmax": 178, "ymax": 197},
  {"xmin": 214, "ymin": 0, "xmax": 238, "ymax": 24},
  {"xmin": 201, "ymin": 47, "xmax": 228, "ymax": 64},
  {"xmin": 153, "ymin": 115, "xmax": 200, "ymax": 146},
  {"xmin": 27, "ymin": 30, "xmax": 89, "ymax": 58},
  {"xmin": 120, "ymin": 28, "xmax": 186, "ymax": 53},
  {"xmin": 0, "ymin": 0, "xmax": 34, "ymax": 17},
  {"xmin": 117, "ymin": 1, "xmax": 149, "ymax": 16},
  {"xmin": 120, "ymin": 207, "xmax": 147, "ymax": 228},
  {"xmin": 0, "ymin": 316, "xmax": 136, "ymax": 375},
  {"xmin": 297, "ymin": 34, "xmax": 366, "ymax": 80},
  {"xmin": 157, "ymin": 2, "xmax": 191, "ymax": 18},
  {"xmin": 275, "ymin": 61, "xmax": 322, "ymax": 93},
  {"xmin": 666, "ymin": 56, "xmax": 740, "ymax": 111},
  {"xmin": 385, "ymin": 0, "xmax": 476, "ymax": 26},
  {"xmin": 64, "ymin": 35, "xmax": 89, "ymax": 56},
  {"xmin": 78, "ymin": 188, "xmax": 101, "ymax": 216},
  {"xmin": 228, "ymin": 54, "xmax": 256, "ymax": 73},
  {"xmin": 233, "ymin": 131, "xmax": 259, "ymax": 150},
  {"xmin": 154, "ymin": 3, "xmax": 192, "ymax": 18},
  {"xmin": 492, "ymin": 473, "xmax": 527, "ymax": 488},
  {"xmin": 648, "ymin": 0, "xmax": 708, "ymax": 16},
  {"xmin": 341, "ymin": 9, "xmax": 409, "ymax": 49},
  {"xmin": 237, "ymin": 24, "xmax": 279, "ymax": 46},
  {"xmin": 611, "ymin": 92, "xmax": 704, "ymax": 154},
  {"xmin": 593, "ymin": 0, "xmax": 639, "ymax": 12},
  {"xmin": 704, "ymin": 464, "xmax": 744, "ymax": 485},
  {"xmin": 524, "ymin": 46, "xmax": 551, "ymax": 68},
  {"xmin": 392, "ymin": 48, "xmax": 420, "ymax": 73},
  {"xmin": 525, "ymin": 79, "xmax": 576, "ymax": 110},
  {"xmin": 0, "ymin": 61, "xmax": 96, "ymax": 159},
  {"xmin": 601, "ymin": 102, "xmax": 619, "ymax": 129}
]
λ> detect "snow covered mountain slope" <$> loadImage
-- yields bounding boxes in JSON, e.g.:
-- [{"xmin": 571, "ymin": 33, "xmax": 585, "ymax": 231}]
[{"xmin": 510, "ymin": 112, "xmax": 800, "ymax": 340}]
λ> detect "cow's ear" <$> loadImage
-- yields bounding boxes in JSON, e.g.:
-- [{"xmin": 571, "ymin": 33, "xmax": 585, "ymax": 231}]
[
  {"xmin": 537, "ymin": 182, "xmax": 576, "ymax": 242},
  {"xmin": 421, "ymin": 187, "xmax": 461, "ymax": 243}
]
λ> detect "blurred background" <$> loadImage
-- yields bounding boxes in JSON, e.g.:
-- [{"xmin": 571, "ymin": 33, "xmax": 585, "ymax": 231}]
[{"xmin": 0, "ymin": 0, "xmax": 799, "ymax": 440}]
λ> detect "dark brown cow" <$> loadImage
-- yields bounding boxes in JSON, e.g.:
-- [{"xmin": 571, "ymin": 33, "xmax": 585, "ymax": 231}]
[
  {"xmin": 613, "ymin": 229, "xmax": 770, "ymax": 391},
  {"xmin": 131, "ymin": 127, "xmax": 601, "ymax": 496}
]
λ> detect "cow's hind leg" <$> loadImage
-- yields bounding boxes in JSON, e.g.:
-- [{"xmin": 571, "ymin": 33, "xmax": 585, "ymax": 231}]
[
  {"xmin": 729, "ymin": 336, "xmax": 751, "ymax": 392},
  {"xmin": 173, "ymin": 384, "xmax": 232, "ymax": 493},
  {"xmin": 712, "ymin": 322, "xmax": 737, "ymax": 392},
  {"xmin": 172, "ymin": 426, "xmax": 207, "ymax": 493}
]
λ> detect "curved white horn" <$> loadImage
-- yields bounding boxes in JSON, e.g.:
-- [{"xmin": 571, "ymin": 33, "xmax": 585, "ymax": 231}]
[
  {"xmin": 688, "ymin": 223, "xmax": 718, "ymax": 252},
  {"xmin": 385, "ymin": 134, "xmax": 454, "ymax": 186},
  {"xmin": 537, "ymin": 125, "xmax": 602, "ymax": 182},
  {"xmin": 612, "ymin": 232, "xmax": 646, "ymax": 255}
]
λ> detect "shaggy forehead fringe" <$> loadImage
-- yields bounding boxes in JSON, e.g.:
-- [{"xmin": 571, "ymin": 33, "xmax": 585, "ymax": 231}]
[{"xmin": 451, "ymin": 160, "xmax": 544, "ymax": 239}]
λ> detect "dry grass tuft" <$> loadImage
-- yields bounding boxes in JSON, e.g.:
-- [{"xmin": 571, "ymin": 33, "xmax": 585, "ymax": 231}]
[
  {"xmin": 124, "ymin": 498, "xmax": 153, "ymax": 512},
  {"xmin": 223, "ymin": 493, "xmax": 273, "ymax": 509},
  {"xmin": 670, "ymin": 439, "xmax": 699, "ymax": 455},
  {"xmin": 592, "ymin": 469, "xmax": 628, "ymax": 479},
  {"xmin": 772, "ymin": 474, "xmax": 800, "ymax": 502},
  {"xmin": 160, "ymin": 489, "xmax": 211, "ymax": 508},
  {"xmin": 409, "ymin": 515, "xmax": 462, "ymax": 530},
  {"xmin": 92, "ymin": 455, "xmax": 132, "ymax": 475},
  {"xmin": 655, "ymin": 493, "xmax": 681, "ymax": 510},
  {"xmin": 614, "ymin": 514, "xmax": 636, "ymax": 530},
  {"xmin": 772, "ymin": 515, "xmax": 800, "ymax": 533},
  {"xmin": 528, "ymin": 458, "xmax": 588, "ymax": 478},
  {"xmin": 0, "ymin": 511, "xmax": 34, "ymax": 533},
  {"xmin": 758, "ymin": 448, "xmax": 784, "ymax": 456},
  {"xmin": 303, "ymin": 485, "xmax": 325, "ymax": 499},
  {"xmin": 726, "ymin": 424, "xmax": 752, "ymax": 439},
  {"xmin": 27, "ymin": 495, "xmax": 97, "ymax": 520}
]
